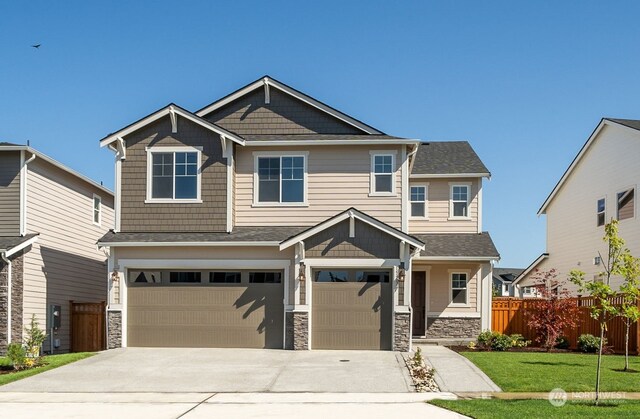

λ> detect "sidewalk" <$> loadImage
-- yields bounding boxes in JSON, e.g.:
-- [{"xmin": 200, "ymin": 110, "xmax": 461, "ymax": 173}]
[{"xmin": 416, "ymin": 345, "xmax": 502, "ymax": 393}]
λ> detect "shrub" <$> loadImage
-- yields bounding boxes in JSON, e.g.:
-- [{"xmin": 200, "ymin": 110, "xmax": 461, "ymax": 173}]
[
  {"xmin": 578, "ymin": 334, "xmax": 606, "ymax": 353},
  {"xmin": 510, "ymin": 334, "xmax": 531, "ymax": 348},
  {"xmin": 477, "ymin": 331, "xmax": 495, "ymax": 349},
  {"xmin": 555, "ymin": 336, "xmax": 570, "ymax": 349},
  {"xmin": 476, "ymin": 331, "xmax": 517, "ymax": 351},
  {"xmin": 491, "ymin": 333, "xmax": 514, "ymax": 351},
  {"xmin": 6, "ymin": 343, "xmax": 27, "ymax": 370}
]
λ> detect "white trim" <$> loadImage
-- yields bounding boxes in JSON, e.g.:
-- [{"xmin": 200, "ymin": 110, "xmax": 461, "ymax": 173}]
[
  {"xmin": 114, "ymin": 151, "xmax": 122, "ymax": 232},
  {"xmin": 481, "ymin": 262, "xmax": 492, "ymax": 330},
  {"xmin": 3, "ymin": 235, "xmax": 39, "ymax": 258},
  {"xmin": 245, "ymin": 139, "xmax": 421, "ymax": 146},
  {"xmin": 304, "ymin": 258, "xmax": 400, "ymax": 267},
  {"xmin": 19, "ymin": 151, "xmax": 26, "ymax": 235},
  {"xmin": 0, "ymin": 252, "xmax": 11, "ymax": 344},
  {"xmin": 349, "ymin": 211, "xmax": 355, "ymax": 238},
  {"xmin": 279, "ymin": 209, "xmax": 425, "ymax": 250},
  {"xmin": 409, "ymin": 183, "xmax": 429, "ymax": 219},
  {"xmin": 414, "ymin": 256, "xmax": 499, "ymax": 261},
  {"xmin": 195, "ymin": 76, "xmax": 383, "ymax": 135},
  {"xmin": 427, "ymin": 311, "xmax": 481, "ymax": 318},
  {"xmin": 99, "ymin": 105, "xmax": 244, "ymax": 148},
  {"xmin": 449, "ymin": 182, "xmax": 471, "ymax": 220},
  {"xmin": 169, "ymin": 105, "xmax": 178, "ymax": 133},
  {"xmin": 263, "ymin": 77, "xmax": 271, "ymax": 104},
  {"xmin": 477, "ymin": 178, "xmax": 483, "ymax": 233},
  {"xmin": 596, "ymin": 196, "xmax": 606, "ymax": 227},
  {"xmin": 92, "ymin": 194, "xmax": 102, "ymax": 226},
  {"xmin": 145, "ymin": 146, "xmax": 202, "ymax": 203},
  {"xmin": 226, "ymin": 139, "xmax": 233, "ymax": 233},
  {"xmin": 448, "ymin": 270, "xmax": 471, "ymax": 308},
  {"xmin": 369, "ymin": 150, "xmax": 397, "ymax": 197},
  {"xmin": 512, "ymin": 253, "xmax": 549, "ymax": 286},
  {"xmin": 411, "ymin": 173, "xmax": 490, "ymax": 179},
  {"xmin": 99, "ymin": 241, "xmax": 281, "ymax": 247},
  {"xmin": 401, "ymin": 145, "xmax": 408, "ymax": 231},
  {"xmin": 252, "ymin": 151, "xmax": 309, "ymax": 206}
]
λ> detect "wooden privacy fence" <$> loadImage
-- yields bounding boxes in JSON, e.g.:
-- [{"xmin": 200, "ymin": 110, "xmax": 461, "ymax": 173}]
[
  {"xmin": 492, "ymin": 296, "xmax": 640, "ymax": 354},
  {"xmin": 70, "ymin": 301, "xmax": 106, "ymax": 352}
]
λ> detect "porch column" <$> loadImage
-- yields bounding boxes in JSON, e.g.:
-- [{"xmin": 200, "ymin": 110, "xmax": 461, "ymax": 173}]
[
  {"xmin": 286, "ymin": 241, "xmax": 309, "ymax": 350},
  {"xmin": 480, "ymin": 262, "xmax": 493, "ymax": 331},
  {"xmin": 393, "ymin": 241, "xmax": 412, "ymax": 352}
]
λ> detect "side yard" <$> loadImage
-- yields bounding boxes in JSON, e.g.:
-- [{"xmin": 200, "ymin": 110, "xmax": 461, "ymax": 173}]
[{"xmin": 0, "ymin": 353, "xmax": 94, "ymax": 386}]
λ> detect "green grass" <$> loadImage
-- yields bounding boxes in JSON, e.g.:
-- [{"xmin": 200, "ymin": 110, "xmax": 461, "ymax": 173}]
[
  {"xmin": 430, "ymin": 399, "xmax": 640, "ymax": 419},
  {"xmin": 461, "ymin": 351, "xmax": 640, "ymax": 392},
  {"xmin": 0, "ymin": 352, "xmax": 95, "ymax": 386}
]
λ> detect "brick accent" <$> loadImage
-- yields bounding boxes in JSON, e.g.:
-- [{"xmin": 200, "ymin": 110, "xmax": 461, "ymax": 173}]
[
  {"xmin": 0, "ymin": 251, "xmax": 24, "ymax": 355},
  {"xmin": 305, "ymin": 219, "xmax": 400, "ymax": 259},
  {"xmin": 107, "ymin": 311, "xmax": 122, "ymax": 349},
  {"xmin": 285, "ymin": 311, "xmax": 309, "ymax": 350},
  {"xmin": 393, "ymin": 311, "xmax": 411, "ymax": 352},
  {"xmin": 426, "ymin": 317, "xmax": 481, "ymax": 339}
]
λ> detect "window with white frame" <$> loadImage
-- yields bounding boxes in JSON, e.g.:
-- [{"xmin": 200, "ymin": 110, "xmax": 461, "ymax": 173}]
[
  {"xmin": 410, "ymin": 185, "xmax": 427, "ymax": 217},
  {"xmin": 147, "ymin": 148, "xmax": 201, "ymax": 201},
  {"xmin": 92, "ymin": 194, "xmax": 101, "ymax": 225},
  {"xmin": 371, "ymin": 153, "xmax": 394, "ymax": 194},
  {"xmin": 256, "ymin": 155, "xmax": 306, "ymax": 204},
  {"xmin": 617, "ymin": 188, "xmax": 635, "ymax": 221},
  {"xmin": 451, "ymin": 272, "xmax": 468, "ymax": 305},
  {"xmin": 450, "ymin": 184, "xmax": 469, "ymax": 218},
  {"xmin": 596, "ymin": 198, "xmax": 605, "ymax": 227}
]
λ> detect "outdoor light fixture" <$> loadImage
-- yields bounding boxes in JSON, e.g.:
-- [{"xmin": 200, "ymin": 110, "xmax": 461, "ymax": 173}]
[
  {"xmin": 111, "ymin": 269, "xmax": 120, "ymax": 283},
  {"xmin": 398, "ymin": 268, "xmax": 406, "ymax": 282},
  {"xmin": 298, "ymin": 262, "xmax": 306, "ymax": 282}
]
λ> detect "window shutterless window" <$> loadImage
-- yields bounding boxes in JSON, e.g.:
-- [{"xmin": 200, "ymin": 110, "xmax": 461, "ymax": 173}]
[
  {"xmin": 93, "ymin": 194, "xmax": 101, "ymax": 225},
  {"xmin": 451, "ymin": 185, "xmax": 469, "ymax": 218},
  {"xmin": 209, "ymin": 272, "xmax": 241, "ymax": 283},
  {"xmin": 147, "ymin": 148, "xmax": 201, "ymax": 202},
  {"xmin": 410, "ymin": 185, "xmax": 427, "ymax": 217},
  {"xmin": 596, "ymin": 198, "xmax": 605, "ymax": 226},
  {"xmin": 451, "ymin": 272, "xmax": 468, "ymax": 304},
  {"xmin": 256, "ymin": 155, "xmax": 305, "ymax": 204},
  {"xmin": 372, "ymin": 154, "xmax": 394, "ymax": 194},
  {"xmin": 617, "ymin": 188, "xmax": 635, "ymax": 220}
]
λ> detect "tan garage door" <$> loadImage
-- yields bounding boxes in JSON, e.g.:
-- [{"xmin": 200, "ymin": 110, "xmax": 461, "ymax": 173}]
[
  {"xmin": 312, "ymin": 270, "xmax": 392, "ymax": 350},
  {"xmin": 127, "ymin": 283, "xmax": 283, "ymax": 348}
]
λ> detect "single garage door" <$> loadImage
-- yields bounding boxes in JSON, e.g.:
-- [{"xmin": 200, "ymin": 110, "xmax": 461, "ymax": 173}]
[
  {"xmin": 312, "ymin": 269, "xmax": 392, "ymax": 350},
  {"xmin": 127, "ymin": 270, "xmax": 283, "ymax": 348}
]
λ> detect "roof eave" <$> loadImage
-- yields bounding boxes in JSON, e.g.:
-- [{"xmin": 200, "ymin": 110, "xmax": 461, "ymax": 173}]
[
  {"xmin": 410, "ymin": 172, "xmax": 491, "ymax": 179},
  {"xmin": 97, "ymin": 241, "xmax": 281, "ymax": 248}
]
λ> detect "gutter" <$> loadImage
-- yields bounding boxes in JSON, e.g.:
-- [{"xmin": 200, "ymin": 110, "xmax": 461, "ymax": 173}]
[{"xmin": 0, "ymin": 251, "xmax": 11, "ymax": 345}]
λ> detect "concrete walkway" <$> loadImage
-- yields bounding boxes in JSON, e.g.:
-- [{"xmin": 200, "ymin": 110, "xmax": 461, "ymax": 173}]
[{"xmin": 416, "ymin": 345, "xmax": 501, "ymax": 393}]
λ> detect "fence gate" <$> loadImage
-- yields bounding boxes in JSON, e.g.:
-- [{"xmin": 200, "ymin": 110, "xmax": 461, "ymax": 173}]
[{"xmin": 70, "ymin": 301, "xmax": 106, "ymax": 352}]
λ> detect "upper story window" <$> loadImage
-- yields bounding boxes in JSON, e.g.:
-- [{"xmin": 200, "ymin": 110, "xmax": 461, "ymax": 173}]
[
  {"xmin": 450, "ymin": 272, "xmax": 468, "ymax": 305},
  {"xmin": 92, "ymin": 194, "xmax": 101, "ymax": 226},
  {"xmin": 596, "ymin": 198, "xmax": 606, "ymax": 226},
  {"xmin": 617, "ymin": 188, "xmax": 635, "ymax": 221},
  {"xmin": 450, "ymin": 184, "xmax": 470, "ymax": 218},
  {"xmin": 146, "ymin": 147, "xmax": 202, "ymax": 203},
  {"xmin": 370, "ymin": 151, "xmax": 396, "ymax": 196},
  {"xmin": 410, "ymin": 185, "xmax": 428, "ymax": 218},
  {"xmin": 254, "ymin": 153, "xmax": 307, "ymax": 205}
]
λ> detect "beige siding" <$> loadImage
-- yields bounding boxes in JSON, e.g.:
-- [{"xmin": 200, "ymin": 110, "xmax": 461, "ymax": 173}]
[
  {"xmin": 235, "ymin": 145, "xmax": 403, "ymax": 228},
  {"xmin": 22, "ymin": 158, "xmax": 114, "ymax": 352},
  {"xmin": 413, "ymin": 263, "xmax": 480, "ymax": 313},
  {"xmin": 409, "ymin": 178, "xmax": 479, "ymax": 234},
  {"xmin": 519, "ymin": 123, "xmax": 640, "ymax": 292},
  {"xmin": 0, "ymin": 151, "xmax": 21, "ymax": 235}
]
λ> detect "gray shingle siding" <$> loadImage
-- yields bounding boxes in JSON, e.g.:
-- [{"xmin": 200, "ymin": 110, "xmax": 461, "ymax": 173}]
[
  {"xmin": 203, "ymin": 88, "xmax": 363, "ymax": 136},
  {"xmin": 120, "ymin": 116, "xmax": 227, "ymax": 232},
  {"xmin": 0, "ymin": 151, "xmax": 21, "ymax": 236},
  {"xmin": 411, "ymin": 141, "xmax": 489, "ymax": 175}
]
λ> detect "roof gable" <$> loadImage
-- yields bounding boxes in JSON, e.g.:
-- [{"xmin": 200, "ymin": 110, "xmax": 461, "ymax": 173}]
[{"xmin": 196, "ymin": 76, "xmax": 383, "ymax": 135}]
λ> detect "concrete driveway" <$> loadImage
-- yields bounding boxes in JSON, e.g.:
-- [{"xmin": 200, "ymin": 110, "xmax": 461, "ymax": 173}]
[{"xmin": 0, "ymin": 348, "xmax": 413, "ymax": 393}]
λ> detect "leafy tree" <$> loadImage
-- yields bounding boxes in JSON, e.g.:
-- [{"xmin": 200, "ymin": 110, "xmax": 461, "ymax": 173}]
[
  {"xmin": 614, "ymin": 252, "xmax": 640, "ymax": 371},
  {"xmin": 525, "ymin": 269, "xmax": 580, "ymax": 351},
  {"xmin": 24, "ymin": 315, "xmax": 46, "ymax": 367},
  {"xmin": 569, "ymin": 219, "xmax": 625, "ymax": 404}
]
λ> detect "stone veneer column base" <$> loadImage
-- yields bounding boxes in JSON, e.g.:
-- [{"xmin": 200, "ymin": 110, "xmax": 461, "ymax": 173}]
[
  {"xmin": 393, "ymin": 312, "xmax": 411, "ymax": 352},
  {"xmin": 425, "ymin": 317, "xmax": 481, "ymax": 339},
  {"xmin": 0, "ymin": 252, "xmax": 24, "ymax": 356},
  {"xmin": 285, "ymin": 311, "xmax": 309, "ymax": 350},
  {"xmin": 107, "ymin": 310, "xmax": 122, "ymax": 349}
]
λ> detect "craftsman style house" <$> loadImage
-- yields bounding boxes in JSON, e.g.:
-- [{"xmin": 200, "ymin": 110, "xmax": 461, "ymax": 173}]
[
  {"xmin": 99, "ymin": 76, "xmax": 498, "ymax": 351},
  {"xmin": 515, "ymin": 118, "xmax": 640, "ymax": 294},
  {"xmin": 0, "ymin": 144, "xmax": 114, "ymax": 355}
]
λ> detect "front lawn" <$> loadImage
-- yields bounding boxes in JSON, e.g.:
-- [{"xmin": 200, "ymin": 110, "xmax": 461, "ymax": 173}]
[
  {"xmin": 430, "ymin": 399, "xmax": 640, "ymax": 419},
  {"xmin": 0, "ymin": 352, "xmax": 94, "ymax": 386},
  {"xmin": 461, "ymin": 351, "xmax": 640, "ymax": 392}
]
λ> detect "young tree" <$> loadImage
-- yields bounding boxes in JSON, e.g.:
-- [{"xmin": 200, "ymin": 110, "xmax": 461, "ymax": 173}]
[
  {"xmin": 525, "ymin": 269, "xmax": 580, "ymax": 351},
  {"xmin": 615, "ymin": 252, "xmax": 640, "ymax": 371},
  {"xmin": 569, "ymin": 219, "xmax": 626, "ymax": 405}
]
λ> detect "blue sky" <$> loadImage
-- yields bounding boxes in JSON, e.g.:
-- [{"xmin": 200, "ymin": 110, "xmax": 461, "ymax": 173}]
[{"xmin": 2, "ymin": 1, "xmax": 639, "ymax": 268}]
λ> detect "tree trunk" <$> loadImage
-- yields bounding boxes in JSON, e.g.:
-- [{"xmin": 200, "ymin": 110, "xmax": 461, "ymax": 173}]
[
  {"xmin": 625, "ymin": 323, "xmax": 630, "ymax": 372},
  {"xmin": 596, "ymin": 324, "xmax": 605, "ymax": 405}
]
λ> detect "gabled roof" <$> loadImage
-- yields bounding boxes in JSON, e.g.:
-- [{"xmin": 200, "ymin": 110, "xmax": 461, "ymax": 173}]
[
  {"xmin": 411, "ymin": 141, "xmax": 490, "ymax": 178},
  {"xmin": 279, "ymin": 207, "xmax": 425, "ymax": 251},
  {"xmin": 512, "ymin": 253, "xmax": 549, "ymax": 286},
  {"xmin": 413, "ymin": 232, "xmax": 499, "ymax": 260},
  {"xmin": 195, "ymin": 76, "xmax": 384, "ymax": 135},
  {"xmin": 0, "ymin": 234, "xmax": 39, "ymax": 257},
  {"xmin": 99, "ymin": 103, "xmax": 245, "ymax": 148},
  {"xmin": 493, "ymin": 267, "xmax": 525, "ymax": 283},
  {"xmin": 538, "ymin": 118, "xmax": 640, "ymax": 215}
]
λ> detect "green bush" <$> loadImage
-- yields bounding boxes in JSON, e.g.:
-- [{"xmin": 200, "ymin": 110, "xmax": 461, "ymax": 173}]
[
  {"xmin": 578, "ymin": 334, "xmax": 606, "ymax": 353},
  {"xmin": 492, "ymin": 333, "xmax": 514, "ymax": 351},
  {"xmin": 510, "ymin": 334, "xmax": 530, "ymax": 348},
  {"xmin": 6, "ymin": 343, "xmax": 27, "ymax": 370},
  {"xmin": 554, "ymin": 336, "xmax": 570, "ymax": 349},
  {"xmin": 476, "ymin": 331, "xmax": 521, "ymax": 351},
  {"xmin": 477, "ymin": 331, "xmax": 495, "ymax": 349}
]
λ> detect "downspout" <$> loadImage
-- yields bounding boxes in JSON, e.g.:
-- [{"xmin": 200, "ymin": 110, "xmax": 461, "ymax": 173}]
[{"xmin": 1, "ymin": 251, "xmax": 11, "ymax": 345}]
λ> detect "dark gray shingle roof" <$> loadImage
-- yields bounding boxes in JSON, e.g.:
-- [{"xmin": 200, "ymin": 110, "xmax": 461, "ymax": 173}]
[
  {"xmin": 243, "ymin": 134, "xmax": 406, "ymax": 142},
  {"xmin": 414, "ymin": 232, "xmax": 499, "ymax": 258},
  {"xmin": 0, "ymin": 234, "xmax": 39, "ymax": 252},
  {"xmin": 411, "ymin": 141, "xmax": 489, "ymax": 176},
  {"xmin": 98, "ymin": 227, "xmax": 308, "ymax": 244},
  {"xmin": 605, "ymin": 118, "xmax": 640, "ymax": 131},
  {"xmin": 493, "ymin": 267, "xmax": 524, "ymax": 283},
  {"xmin": 0, "ymin": 142, "xmax": 23, "ymax": 147}
]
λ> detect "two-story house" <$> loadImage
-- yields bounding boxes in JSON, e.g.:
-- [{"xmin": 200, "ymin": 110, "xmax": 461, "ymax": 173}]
[
  {"xmin": 514, "ymin": 118, "xmax": 639, "ymax": 294},
  {"xmin": 98, "ymin": 76, "xmax": 498, "ymax": 351},
  {"xmin": 0, "ymin": 143, "xmax": 114, "ymax": 354}
]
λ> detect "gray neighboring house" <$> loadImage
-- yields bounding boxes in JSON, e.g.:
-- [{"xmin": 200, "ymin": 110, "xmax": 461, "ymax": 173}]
[
  {"xmin": 98, "ymin": 76, "xmax": 499, "ymax": 352},
  {"xmin": 492, "ymin": 268, "xmax": 524, "ymax": 297},
  {"xmin": 0, "ymin": 143, "xmax": 114, "ymax": 354}
]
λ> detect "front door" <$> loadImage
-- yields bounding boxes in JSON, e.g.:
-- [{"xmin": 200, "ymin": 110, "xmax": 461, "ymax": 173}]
[{"xmin": 412, "ymin": 271, "xmax": 426, "ymax": 336}]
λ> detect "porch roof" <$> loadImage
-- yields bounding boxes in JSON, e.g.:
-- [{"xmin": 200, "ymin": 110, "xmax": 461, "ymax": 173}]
[{"xmin": 413, "ymin": 232, "xmax": 499, "ymax": 260}]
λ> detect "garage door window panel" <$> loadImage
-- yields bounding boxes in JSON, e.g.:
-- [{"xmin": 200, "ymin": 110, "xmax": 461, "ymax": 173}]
[
  {"xmin": 249, "ymin": 271, "xmax": 282, "ymax": 283},
  {"xmin": 209, "ymin": 272, "xmax": 242, "ymax": 283},
  {"xmin": 169, "ymin": 271, "xmax": 202, "ymax": 283}
]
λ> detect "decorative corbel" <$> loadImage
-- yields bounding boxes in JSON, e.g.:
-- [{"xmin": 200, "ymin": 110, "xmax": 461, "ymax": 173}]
[
  {"xmin": 116, "ymin": 137, "xmax": 126, "ymax": 160},
  {"xmin": 263, "ymin": 77, "xmax": 270, "ymax": 104},
  {"xmin": 349, "ymin": 210, "xmax": 355, "ymax": 238},
  {"xmin": 169, "ymin": 105, "xmax": 177, "ymax": 133}
]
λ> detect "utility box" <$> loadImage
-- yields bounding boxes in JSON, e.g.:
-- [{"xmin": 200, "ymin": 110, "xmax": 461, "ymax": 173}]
[{"xmin": 50, "ymin": 305, "xmax": 61, "ymax": 330}]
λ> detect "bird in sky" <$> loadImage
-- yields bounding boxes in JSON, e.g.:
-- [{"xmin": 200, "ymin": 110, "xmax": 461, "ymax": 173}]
[{"xmin": 31, "ymin": 44, "xmax": 41, "ymax": 49}]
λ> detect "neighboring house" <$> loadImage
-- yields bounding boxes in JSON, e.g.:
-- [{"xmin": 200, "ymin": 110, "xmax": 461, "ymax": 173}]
[
  {"xmin": 492, "ymin": 268, "xmax": 524, "ymax": 297},
  {"xmin": 515, "ymin": 118, "xmax": 640, "ymax": 294},
  {"xmin": 98, "ymin": 76, "xmax": 499, "ymax": 352},
  {"xmin": 0, "ymin": 143, "xmax": 114, "ymax": 355}
]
